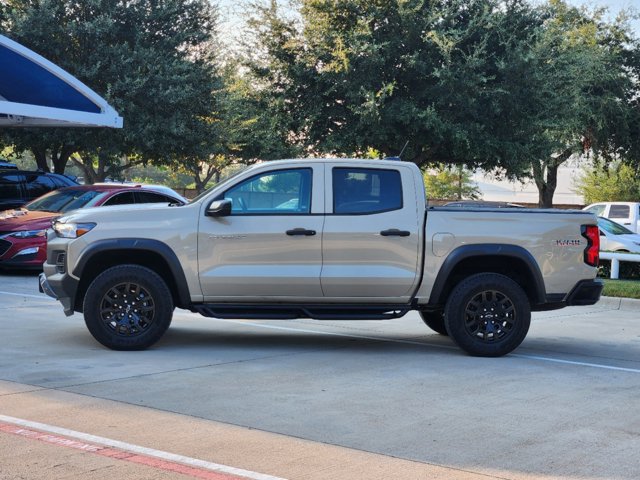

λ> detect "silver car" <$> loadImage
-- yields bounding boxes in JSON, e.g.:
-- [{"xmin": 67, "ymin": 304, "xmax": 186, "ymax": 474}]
[{"xmin": 598, "ymin": 216, "xmax": 640, "ymax": 253}]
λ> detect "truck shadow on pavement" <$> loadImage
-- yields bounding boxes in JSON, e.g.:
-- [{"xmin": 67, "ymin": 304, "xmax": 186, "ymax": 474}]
[{"xmin": 159, "ymin": 325, "xmax": 459, "ymax": 355}]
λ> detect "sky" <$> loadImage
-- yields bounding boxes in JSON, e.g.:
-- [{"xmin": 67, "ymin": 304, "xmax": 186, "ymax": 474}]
[
  {"xmin": 564, "ymin": 0, "xmax": 639, "ymax": 33},
  {"xmin": 216, "ymin": 0, "xmax": 639, "ymax": 39}
]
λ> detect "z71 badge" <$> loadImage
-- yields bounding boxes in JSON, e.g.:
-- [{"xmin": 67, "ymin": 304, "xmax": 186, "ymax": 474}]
[{"xmin": 555, "ymin": 239, "xmax": 581, "ymax": 246}]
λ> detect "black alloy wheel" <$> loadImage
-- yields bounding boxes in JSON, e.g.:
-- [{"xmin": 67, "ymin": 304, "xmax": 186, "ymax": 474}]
[
  {"xmin": 99, "ymin": 281, "xmax": 156, "ymax": 337},
  {"xmin": 83, "ymin": 265, "xmax": 174, "ymax": 350},
  {"xmin": 444, "ymin": 273, "xmax": 530, "ymax": 357}
]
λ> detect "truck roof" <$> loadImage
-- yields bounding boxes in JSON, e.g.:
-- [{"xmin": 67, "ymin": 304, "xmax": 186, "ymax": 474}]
[{"xmin": 253, "ymin": 158, "xmax": 412, "ymax": 168}]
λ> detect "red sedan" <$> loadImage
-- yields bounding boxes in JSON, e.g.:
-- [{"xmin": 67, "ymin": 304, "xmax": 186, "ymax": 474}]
[{"xmin": 0, "ymin": 184, "xmax": 186, "ymax": 269}]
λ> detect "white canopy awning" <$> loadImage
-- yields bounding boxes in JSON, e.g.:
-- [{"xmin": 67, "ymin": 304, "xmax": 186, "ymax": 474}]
[{"xmin": 0, "ymin": 34, "xmax": 123, "ymax": 128}]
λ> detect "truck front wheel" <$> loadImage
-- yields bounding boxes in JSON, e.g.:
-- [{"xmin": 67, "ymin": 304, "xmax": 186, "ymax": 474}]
[
  {"xmin": 444, "ymin": 273, "xmax": 530, "ymax": 357},
  {"xmin": 83, "ymin": 265, "xmax": 174, "ymax": 350}
]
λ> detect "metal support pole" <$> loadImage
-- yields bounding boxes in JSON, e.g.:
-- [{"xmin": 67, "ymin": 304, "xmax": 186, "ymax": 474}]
[{"xmin": 611, "ymin": 258, "xmax": 620, "ymax": 279}]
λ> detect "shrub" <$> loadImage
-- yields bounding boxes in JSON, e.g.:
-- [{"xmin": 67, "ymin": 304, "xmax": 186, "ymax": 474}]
[{"xmin": 598, "ymin": 260, "xmax": 640, "ymax": 280}]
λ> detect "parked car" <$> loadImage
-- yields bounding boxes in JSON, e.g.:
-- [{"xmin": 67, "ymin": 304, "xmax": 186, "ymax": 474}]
[
  {"xmin": 0, "ymin": 160, "xmax": 18, "ymax": 169},
  {"xmin": 597, "ymin": 216, "xmax": 640, "ymax": 253},
  {"xmin": 584, "ymin": 202, "xmax": 640, "ymax": 234},
  {"xmin": 0, "ymin": 184, "xmax": 186, "ymax": 269},
  {"xmin": 0, "ymin": 169, "xmax": 78, "ymax": 210}
]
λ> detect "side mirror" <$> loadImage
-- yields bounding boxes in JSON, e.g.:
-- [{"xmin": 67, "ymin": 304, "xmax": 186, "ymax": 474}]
[{"xmin": 206, "ymin": 199, "xmax": 232, "ymax": 217}]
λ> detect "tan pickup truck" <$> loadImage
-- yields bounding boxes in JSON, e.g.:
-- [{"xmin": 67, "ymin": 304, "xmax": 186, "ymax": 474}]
[{"xmin": 39, "ymin": 159, "xmax": 603, "ymax": 356}]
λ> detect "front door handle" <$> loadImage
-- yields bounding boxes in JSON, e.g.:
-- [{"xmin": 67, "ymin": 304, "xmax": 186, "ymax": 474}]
[
  {"xmin": 286, "ymin": 228, "xmax": 316, "ymax": 236},
  {"xmin": 380, "ymin": 229, "xmax": 410, "ymax": 237}
]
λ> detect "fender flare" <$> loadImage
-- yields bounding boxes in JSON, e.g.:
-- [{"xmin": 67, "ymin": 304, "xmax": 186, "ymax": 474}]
[
  {"xmin": 73, "ymin": 238, "xmax": 191, "ymax": 308},
  {"xmin": 428, "ymin": 244, "xmax": 546, "ymax": 306}
]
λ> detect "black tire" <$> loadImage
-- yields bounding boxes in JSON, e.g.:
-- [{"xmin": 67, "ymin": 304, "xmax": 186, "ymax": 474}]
[
  {"xmin": 83, "ymin": 265, "xmax": 174, "ymax": 350},
  {"xmin": 444, "ymin": 273, "xmax": 530, "ymax": 357},
  {"xmin": 419, "ymin": 310, "xmax": 448, "ymax": 335}
]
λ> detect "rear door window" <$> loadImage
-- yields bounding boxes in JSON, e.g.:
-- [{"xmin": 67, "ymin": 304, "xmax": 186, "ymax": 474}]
[
  {"xmin": 332, "ymin": 168, "xmax": 402, "ymax": 214},
  {"xmin": 0, "ymin": 173, "xmax": 24, "ymax": 205},
  {"xmin": 135, "ymin": 191, "xmax": 178, "ymax": 204},
  {"xmin": 103, "ymin": 191, "xmax": 136, "ymax": 206},
  {"xmin": 50, "ymin": 175, "xmax": 75, "ymax": 188},
  {"xmin": 24, "ymin": 173, "xmax": 55, "ymax": 199}
]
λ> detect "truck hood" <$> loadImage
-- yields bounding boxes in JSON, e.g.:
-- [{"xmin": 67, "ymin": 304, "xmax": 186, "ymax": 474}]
[
  {"xmin": 0, "ymin": 209, "xmax": 58, "ymax": 232},
  {"xmin": 56, "ymin": 202, "xmax": 187, "ymax": 225}
]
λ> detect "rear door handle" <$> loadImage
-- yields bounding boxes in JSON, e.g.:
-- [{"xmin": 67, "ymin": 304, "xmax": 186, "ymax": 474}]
[
  {"xmin": 380, "ymin": 229, "xmax": 410, "ymax": 237},
  {"xmin": 286, "ymin": 228, "xmax": 316, "ymax": 236}
]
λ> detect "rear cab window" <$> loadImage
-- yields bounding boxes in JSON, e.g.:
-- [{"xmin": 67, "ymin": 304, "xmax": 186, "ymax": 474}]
[
  {"xmin": 332, "ymin": 167, "xmax": 402, "ymax": 214},
  {"xmin": 609, "ymin": 204, "xmax": 630, "ymax": 219}
]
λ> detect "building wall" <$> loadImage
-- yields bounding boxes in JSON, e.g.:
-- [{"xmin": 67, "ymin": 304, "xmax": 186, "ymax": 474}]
[{"xmin": 472, "ymin": 161, "xmax": 585, "ymax": 207}]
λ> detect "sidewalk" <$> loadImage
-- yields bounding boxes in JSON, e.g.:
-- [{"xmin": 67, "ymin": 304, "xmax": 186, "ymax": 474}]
[{"xmin": 597, "ymin": 295, "xmax": 640, "ymax": 311}]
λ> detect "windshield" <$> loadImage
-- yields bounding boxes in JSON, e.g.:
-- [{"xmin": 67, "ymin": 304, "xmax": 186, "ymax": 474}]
[
  {"xmin": 598, "ymin": 217, "xmax": 634, "ymax": 235},
  {"xmin": 26, "ymin": 189, "xmax": 109, "ymax": 213}
]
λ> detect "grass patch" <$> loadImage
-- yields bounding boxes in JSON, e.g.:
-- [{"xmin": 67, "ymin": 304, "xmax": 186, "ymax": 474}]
[{"xmin": 603, "ymin": 279, "xmax": 640, "ymax": 299}]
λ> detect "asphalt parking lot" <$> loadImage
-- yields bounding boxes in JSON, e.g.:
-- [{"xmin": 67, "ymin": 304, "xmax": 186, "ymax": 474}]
[{"xmin": 1, "ymin": 270, "xmax": 639, "ymax": 480}]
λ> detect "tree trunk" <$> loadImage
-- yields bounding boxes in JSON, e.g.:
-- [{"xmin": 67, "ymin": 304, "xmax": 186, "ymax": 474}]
[
  {"xmin": 537, "ymin": 177, "xmax": 556, "ymax": 208},
  {"xmin": 32, "ymin": 147, "xmax": 49, "ymax": 172},
  {"xmin": 95, "ymin": 151, "xmax": 109, "ymax": 182},
  {"xmin": 52, "ymin": 145, "xmax": 75, "ymax": 174},
  {"xmin": 193, "ymin": 174, "xmax": 206, "ymax": 194},
  {"xmin": 193, "ymin": 165, "xmax": 218, "ymax": 194},
  {"xmin": 70, "ymin": 154, "xmax": 98, "ymax": 184},
  {"xmin": 531, "ymin": 148, "xmax": 573, "ymax": 208}
]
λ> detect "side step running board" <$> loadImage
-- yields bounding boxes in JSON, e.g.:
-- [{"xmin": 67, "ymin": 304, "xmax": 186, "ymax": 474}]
[{"xmin": 191, "ymin": 304, "xmax": 411, "ymax": 321}]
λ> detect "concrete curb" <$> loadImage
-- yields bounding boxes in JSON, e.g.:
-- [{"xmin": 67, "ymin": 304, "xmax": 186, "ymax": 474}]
[{"xmin": 598, "ymin": 295, "xmax": 640, "ymax": 311}]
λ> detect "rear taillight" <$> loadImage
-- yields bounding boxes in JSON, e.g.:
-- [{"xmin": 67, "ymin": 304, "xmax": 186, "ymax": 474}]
[{"xmin": 581, "ymin": 224, "xmax": 600, "ymax": 267}]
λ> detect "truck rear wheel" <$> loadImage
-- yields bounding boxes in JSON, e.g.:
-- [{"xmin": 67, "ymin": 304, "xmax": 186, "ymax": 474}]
[
  {"xmin": 83, "ymin": 265, "xmax": 174, "ymax": 350},
  {"xmin": 419, "ymin": 310, "xmax": 448, "ymax": 335},
  {"xmin": 444, "ymin": 273, "xmax": 530, "ymax": 357}
]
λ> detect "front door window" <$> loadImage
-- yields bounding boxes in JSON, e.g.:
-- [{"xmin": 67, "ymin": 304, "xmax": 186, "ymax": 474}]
[{"xmin": 224, "ymin": 169, "xmax": 312, "ymax": 215}]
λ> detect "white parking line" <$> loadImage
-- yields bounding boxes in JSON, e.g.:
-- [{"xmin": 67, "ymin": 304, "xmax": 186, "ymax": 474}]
[
  {"xmin": 212, "ymin": 319, "xmax": 640, "ymax": 374},
  {"xmin": 511, "ymin": 354, "xmax": 640, "ymax": 373},
  {"xmin": 0, "ymin": 415, "xmax": 287, "ymax": 480}
]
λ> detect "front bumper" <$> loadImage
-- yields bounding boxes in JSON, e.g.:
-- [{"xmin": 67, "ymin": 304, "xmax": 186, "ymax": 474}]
[
  {"xmin": 39, "ymin": 272, "xmax": 57, "ymax": 299},
  {"xmin": 37, "ymin": 229, "xmax": 80, "ymax": 316},
  {"xmin": 39, "ymin": 268, "xmax": 78, "ymax": 317}
]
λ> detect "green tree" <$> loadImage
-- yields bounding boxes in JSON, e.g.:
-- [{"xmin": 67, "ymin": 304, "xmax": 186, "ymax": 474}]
[
  {"xmin": 172, "ymin": 55, "xmax": 305, "ymax": 194},
  {"xmin": 246, "ymin": 0, "xmax": 640, "ymax": 207},
  {"xmin": 239, "ymin": 2, "xmax": 307, "ymax": 159},
  {"xmin": 245, "ymin": 0, "xmax": 548, "ymax": 163},
  {"xmin": 519, "ymin": 1, "xmax": 640, "ymax": 207},
  {"xmin": 218, "ymin": 58, "xmax": 303, "ymax": 163},
  {"xmin": 574, "ymin": 161, "xmax": 640, "ymax": 204},
  {"xmin": 423, "ymin": 165, "xmax": 481, "ymax": 201},
  {"xmin": 1, "ymin": 0, "xmax": 222, "ymax": 182}
]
